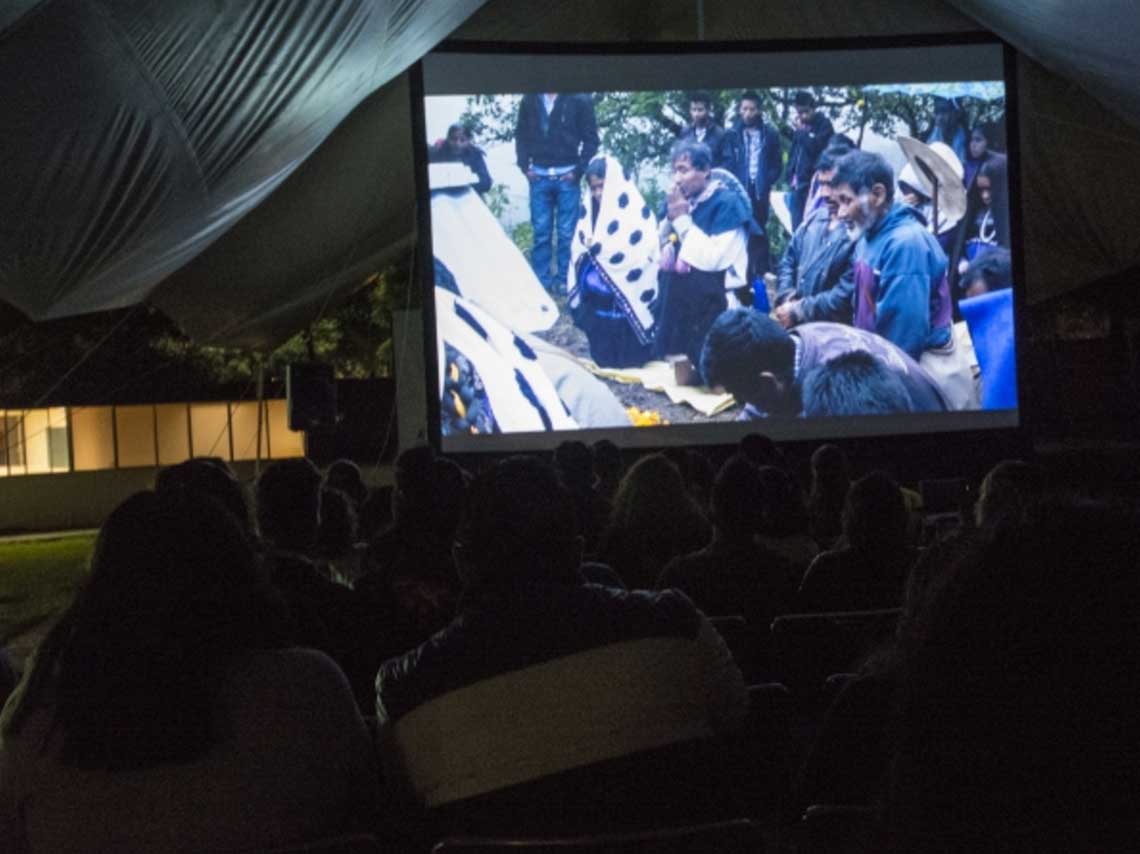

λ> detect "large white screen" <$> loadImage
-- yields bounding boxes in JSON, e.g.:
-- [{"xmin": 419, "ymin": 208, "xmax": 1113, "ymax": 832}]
[{"xmin": 419, "ymin": 41, "xmax": 1019, "ymax": 453}]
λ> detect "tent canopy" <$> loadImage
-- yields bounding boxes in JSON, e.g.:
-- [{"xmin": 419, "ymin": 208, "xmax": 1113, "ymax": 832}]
[{"xmin": 3, "ymin": 0, "xmax": 1140, "ymax": 349}]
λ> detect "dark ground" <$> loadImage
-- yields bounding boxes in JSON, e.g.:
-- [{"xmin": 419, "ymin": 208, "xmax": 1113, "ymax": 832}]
[{"xmin": 535, "ymin": 298, "xmax": 740, "ymax": 425}]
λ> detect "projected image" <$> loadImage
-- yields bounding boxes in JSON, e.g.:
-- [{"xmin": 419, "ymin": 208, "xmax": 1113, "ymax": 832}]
[{"xmin": 424, "ymin": 82, "xmax": 1015, "ymax": 437}]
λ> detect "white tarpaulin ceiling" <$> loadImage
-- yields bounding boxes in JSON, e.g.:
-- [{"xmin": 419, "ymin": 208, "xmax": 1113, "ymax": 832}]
[{"xmin": 3, "ymin": 0, "xmax": 1140, "ymax": 349}]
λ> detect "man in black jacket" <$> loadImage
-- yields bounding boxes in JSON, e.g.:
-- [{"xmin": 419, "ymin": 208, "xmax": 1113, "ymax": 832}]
[
  {"xmin": 515, "ymin": 93, "xmax": 599, "ymax": 294},
  {"xmin": 428, "ymin": 123, "xmax": 492, "ymax": 196},
  {"xmin": 723, "ymin": 91, "xmax": 783, "ymax": 281},
  {"xmin": 773, "ymin": 144, "xmax": 854, "ymax": 327},
  {"xmin": 676, "ymin": 91, "xmax": 728, "ymax": 169},
  {"xmin": 785, "ymin": 91, "xmax": 834, "ymax": 229}
]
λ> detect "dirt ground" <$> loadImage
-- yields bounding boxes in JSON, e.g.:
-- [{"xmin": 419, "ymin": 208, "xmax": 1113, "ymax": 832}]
[{"xmin": 535, "ymin": 298, "xmax": 741, "ymax": 425}]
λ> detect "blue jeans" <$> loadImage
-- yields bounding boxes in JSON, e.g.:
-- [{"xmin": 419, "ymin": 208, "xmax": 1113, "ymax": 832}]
[{"xmin": 529, "ymin": 174, "xmax": 580, "ymax": 290}]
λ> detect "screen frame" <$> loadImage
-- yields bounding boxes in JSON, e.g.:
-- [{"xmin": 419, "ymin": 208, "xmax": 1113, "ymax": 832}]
[{"xmin": 410, "ymin": 32, "xmax": 1026, "ymax": 455}]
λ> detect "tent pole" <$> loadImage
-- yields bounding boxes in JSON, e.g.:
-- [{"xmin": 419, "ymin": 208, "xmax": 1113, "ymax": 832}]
[{"xmin": 255, "ymin": 357, "xmax": 265, "ymax": 478}]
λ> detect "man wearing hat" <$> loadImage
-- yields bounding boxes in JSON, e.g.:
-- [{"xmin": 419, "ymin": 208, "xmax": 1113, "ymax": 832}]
[
  {"xmin": 896, "ymin": 136, "xmax": 968, "ymax": 260},
  {"xmin": 830, "ymin": 150, "xmax": 953, "ymax": 362}
]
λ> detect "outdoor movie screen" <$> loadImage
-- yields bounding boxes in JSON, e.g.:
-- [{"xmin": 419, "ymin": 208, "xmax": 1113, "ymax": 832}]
[{"xmin": 419, "ymin": 40, "xmax": 1019, "ymax": 452}]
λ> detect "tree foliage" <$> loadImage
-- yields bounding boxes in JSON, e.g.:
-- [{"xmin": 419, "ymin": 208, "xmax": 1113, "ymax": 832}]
[{"xmin": 462, "ymin": 86, "xmax": 1007, "ymax": 181}]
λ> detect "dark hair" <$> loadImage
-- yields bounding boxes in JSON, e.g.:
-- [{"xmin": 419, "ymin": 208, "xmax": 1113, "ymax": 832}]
[
  {"xmin": 974, "ymin": 459, "xmax": 1046, "ymax": 528},
  {"xmin": 316, "ymin": 486, "xmax": 358, "ymax": 559},
  {"xmin": 609, "ymin": 453, "xmax": 707, "ymax": 542},
  {"xmin": 455, "ymin": 456, "xmax": 579, "ymax": 584},
  {"xmin": 739, "ymin": 89, "xmax": 762, "ymax": 106},
  {"xmin": 156, "ymin": 458, "xmax": 252, "ymax": 536},
  {"xmin": 554, "ymin": 440, "xmax": 595, "ymax": 493},
  {"xmin": 808, "ymin": 444, "xmax": 850, "ymax": 544},
  {"xmin": 711, "ymin": 455, "xmax": 764, "ymax": 537},
  {"xmin": 670, "ymin": 138, "xmax": 712, "ymax": 171},
  {"xmin": 592, "ymin": 439, "xmax": 622, "ymax": 478},
  {"xmin": 842, "ymin": 471, "xmax": 908, "ymax": 555},
  {"xmin": 977, "ymin": 155, "xmax": 1010, "ymax": 245},
  {"xmin": 325, "ymin": 459, "xmax": 368, "ymax": 509},
  {"xmin": 700, "ymin": 308, "xmax": 795, "ymax": 396},
  {"xmin": 392, "ymin": 444, "xmax": 436, "ymax": 523},
  {"xmin": 584, "ymin": 156, "xmax": 607, "ymax": 181},
  {"xmin": 739, "ymin": 433, "xmax": 781, "ymax": 468},
  {"xmin": 793, "ymin": 90, "xmax": 815, "ymax": 108},
  {"xmin": 801, "ymin": 350, "xmax": 913, "ymax": 417},
  {"xmin": 688, "ymin": 90, "xmax": 713, "ymax": 108},
  {"xmin": 815, "ymin": 141, "xmax": 853, "ymax": 174},
  {"xmin": 832, "ymin": 150, "xmax": 895, "ymax": 204},
  {"xmin": 756, "ymin": 465, "xmax": 810, "ymax": 538},
  {"xmin": 357, "ymin": 484, "xmax": 395, "ymax": 541},
  {"xmin": 256, "ymin": 458, "xmax": 322, "ymax": 551},
  {"xmin": 446, "ymin": 122, "xmax": 470, "ymax": 139},
  {"xmin": 962, "ymin": 247, "xmax": 1013, "ymax": 294},
  {"xmin": 3, "ymin": 490, "xmax": 287, "ymax": 769}
]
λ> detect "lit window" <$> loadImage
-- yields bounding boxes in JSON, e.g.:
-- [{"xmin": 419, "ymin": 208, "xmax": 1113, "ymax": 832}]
[
  {"xmin": 155, "ymin": 404, "xmax": 190, "ymax": 466},
  {"xmin": 267, "ymin": 400, "xmax": 304, "ymax": 459},
  {"xmin": 115, "ymin": 406, "xmax": 158, "ymax": 468},
  {"xmin": 190, "ymin": 403, "xmax": 231, "ymax": 461},
  {"xmin": 71, "ymin": 407, "xmax": 115, "ymax": 471}
]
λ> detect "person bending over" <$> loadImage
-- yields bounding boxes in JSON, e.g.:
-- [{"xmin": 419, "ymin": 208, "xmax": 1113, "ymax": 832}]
[{"xmin": 700, "ymin": 308, "xmax": 949, "ymax": 418}]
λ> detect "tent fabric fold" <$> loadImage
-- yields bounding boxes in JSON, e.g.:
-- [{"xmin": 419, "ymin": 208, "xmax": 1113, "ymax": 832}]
[
  {"xmin": 4, "ymin": 0, "xmax": 1140, "ymax": 347},
  {"xmin": 0, "ymin": 0, "xmax": 483, "ymax": 332}
]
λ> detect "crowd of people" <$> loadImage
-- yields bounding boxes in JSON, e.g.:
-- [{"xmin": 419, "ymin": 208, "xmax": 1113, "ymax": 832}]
[
  {"xmin": 1, "ymin": 439, "xmax": 1136, "ymax": 852},
  {"xmin": 431, "ymin": 89, "xmax": 1016, "ymax": 422}
]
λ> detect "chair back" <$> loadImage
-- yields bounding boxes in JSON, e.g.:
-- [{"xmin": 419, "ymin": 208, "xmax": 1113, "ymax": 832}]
[
  {"xmin": 769, "ymin": 609, "xmax": 901, "ymax": 703},
  {"xmin": 432, "ymin": 818, "xmax": 763, "ymax": 853}
]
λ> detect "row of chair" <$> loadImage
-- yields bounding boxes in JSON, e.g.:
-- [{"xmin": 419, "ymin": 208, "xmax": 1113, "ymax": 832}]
[
  {"xmin": 710, "ymin": 608, "xmax": 901, "ymax": 700},
  {"xmin": 243, "ymin": 805, "xmax": 882, "ymax": 854}
]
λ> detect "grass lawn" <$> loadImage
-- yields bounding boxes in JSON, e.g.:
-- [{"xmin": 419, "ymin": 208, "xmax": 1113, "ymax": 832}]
[{"xmin": 0, "ymin": 534, "xmax": 94, "ymax": 646}]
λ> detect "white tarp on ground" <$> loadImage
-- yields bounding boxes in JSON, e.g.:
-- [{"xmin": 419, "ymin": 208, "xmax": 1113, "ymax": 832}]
[
  {"xmin": 429, "ymin": 165, "xmax": 558, "ymax": 334},
  {"xmin": 435, "ymin": 288, "xmax": 576, "ymax": 434}
]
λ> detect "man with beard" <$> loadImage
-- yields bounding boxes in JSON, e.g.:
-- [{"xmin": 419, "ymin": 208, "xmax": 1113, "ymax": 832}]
[
  {"xmin": 723, "ymin": 91, "xmax": 783, "ymax": 281},
  {"xmin": 654, "ymin": 139, "xmax": 756, "ymax": 366},
  {"xmin": 831, "ymin": 150, "xmax": 952, "ymax": 361},
  {"xmin": 773, "ymin": 143, "xmax": 855, "ymax": 328}
]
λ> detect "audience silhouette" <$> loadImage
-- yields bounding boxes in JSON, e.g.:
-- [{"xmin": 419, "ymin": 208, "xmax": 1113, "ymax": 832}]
[{"xmin": 2, "ymin": 434, "xmax": 1132, "ymax": 853}]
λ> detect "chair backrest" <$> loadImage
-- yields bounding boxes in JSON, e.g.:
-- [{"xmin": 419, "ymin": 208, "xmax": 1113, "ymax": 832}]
[
  {"xmin": 431, "ymin": 818, "xmax": 763, "ymax": 854},
  {"xmin": 708, "ymin": 615, "xmax": 772, "ymax": 683},
  {"xmin": 768, "ymin": 610, "xmax": 901, "ymax": 703}
]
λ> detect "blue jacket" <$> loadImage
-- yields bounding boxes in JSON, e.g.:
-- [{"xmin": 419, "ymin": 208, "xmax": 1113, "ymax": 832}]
[
  {"xmin": 852, "ymin": 203, "xmax": 952, "ymax": 360},
  {"xmin": 723, "ymin": 118, "xmax": 783, "ymax": 206}
]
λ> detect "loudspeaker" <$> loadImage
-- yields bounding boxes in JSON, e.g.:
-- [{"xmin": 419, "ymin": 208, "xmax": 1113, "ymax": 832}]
[{"xmin": 286, "ymin": 363, "xmax": 337, "ymax": 431}]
